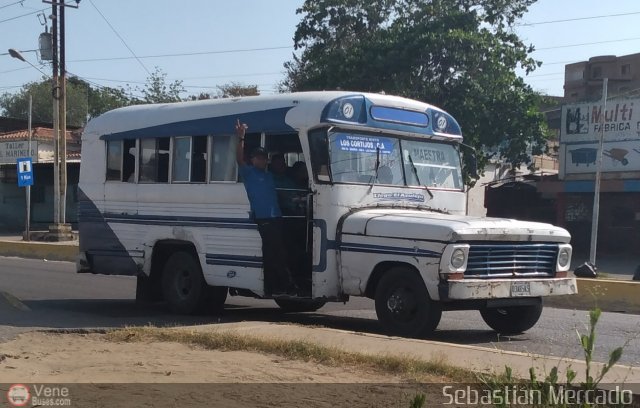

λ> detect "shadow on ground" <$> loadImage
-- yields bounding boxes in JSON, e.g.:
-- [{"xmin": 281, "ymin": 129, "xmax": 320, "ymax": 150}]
[{"xmin": 0, "ymin": 297, "xmax": 527, "ymax": 346}]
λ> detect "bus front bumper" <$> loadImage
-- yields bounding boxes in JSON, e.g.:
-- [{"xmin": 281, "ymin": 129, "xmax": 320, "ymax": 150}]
[{"xmin": 439, "ymin": 277, "xmax": 577, "ymax": 300}]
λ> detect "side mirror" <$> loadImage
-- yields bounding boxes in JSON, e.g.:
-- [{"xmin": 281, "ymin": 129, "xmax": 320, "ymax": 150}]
[
  {"xmin": 468, "ymin": 153, "xmax": 479, "ymax": 179},
  {"xmin": 459, "ymin": 142, "xmax": 479, "ymax": 180}
]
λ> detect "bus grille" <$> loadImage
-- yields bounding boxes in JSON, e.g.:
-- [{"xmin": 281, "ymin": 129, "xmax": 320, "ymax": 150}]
[{"xmin": 465, "ymin": 243, "xmax": 558, "ymax": 278}]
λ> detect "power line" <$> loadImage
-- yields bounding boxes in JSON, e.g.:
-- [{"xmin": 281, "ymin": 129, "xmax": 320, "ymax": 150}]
[
  {"xmin": 67, "ymin": 72, "xmax": 145, "ymax": 100},
  {"xmin": 87, "ymin": 0, "xmax": 151, "ymax": 76},
  {"xmin": 0, "ymin": 1, "xmax": 24, "ymax": 10},
  {"xmin": 0, "ymin": 66, "xmax": 32, "ymax": 74},
  {"xmin": 68, "ymin": 45, "xmax": 292, "ymax": 63},
  {"xmin": 527, "ymin": 72, "xmax": 564, "ymax": 78},
  {"xmin": 75, "ymin": 72, "xmax": 283, "ymax": 84},
  {"xmin": 518, "ymin": 10, "xmax": 640, "ymax": 26},
  {"xmin": 535, "ymin": 36, "xmax": 640, "ymax": 51},
  {"xmin": 0, "ymin": 6, "xmax": 47, "ymax": 24}
]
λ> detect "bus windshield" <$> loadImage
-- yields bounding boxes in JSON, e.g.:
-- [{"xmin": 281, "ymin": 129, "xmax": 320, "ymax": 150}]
[{"xmin": 309, "ymin": 129, "xmax": 463, "ymax": 190}]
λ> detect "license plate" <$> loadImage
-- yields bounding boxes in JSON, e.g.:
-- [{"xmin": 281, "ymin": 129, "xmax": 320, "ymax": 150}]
[{"xmin": 510, "ymin": 281, "xmax": 531, "ymax": 297}]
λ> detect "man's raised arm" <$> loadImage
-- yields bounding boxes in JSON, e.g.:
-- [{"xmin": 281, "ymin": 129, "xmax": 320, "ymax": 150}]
[{"xmin": 235, "ymin": 119, "xmax": 248, "ymax": 165}]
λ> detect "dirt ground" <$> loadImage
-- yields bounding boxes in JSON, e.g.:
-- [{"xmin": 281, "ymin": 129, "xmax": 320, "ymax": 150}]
[{"xmin": 0, "ymin": 331, "xmax": 441, "ymax": 407}]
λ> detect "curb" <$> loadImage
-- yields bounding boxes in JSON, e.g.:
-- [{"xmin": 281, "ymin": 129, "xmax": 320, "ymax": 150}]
[
  {"xmin": 0, "ymin": 240, "xmax": 78, "ymax": 262},
  {"xmin": 545, "ymin": 278, "xmax": 640, "ymax": 314},
  {"xmin": 184, "ymin": 321, "xmax": 640, "ymax": 389}
]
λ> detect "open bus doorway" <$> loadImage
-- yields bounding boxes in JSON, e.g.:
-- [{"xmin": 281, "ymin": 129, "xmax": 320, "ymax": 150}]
[{"xmin": 240, "ymin": 132, "xmax": 314, "ymax": 299}]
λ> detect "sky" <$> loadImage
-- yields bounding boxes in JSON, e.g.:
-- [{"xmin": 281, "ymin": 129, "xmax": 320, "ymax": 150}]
[{"xmin": 0, "ymin": 0, "xmax": 639, "ymax": 100}]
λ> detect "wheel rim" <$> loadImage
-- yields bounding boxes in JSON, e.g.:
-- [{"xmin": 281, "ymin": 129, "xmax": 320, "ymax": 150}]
[
  {"xmin": 495, "ymin": 308, "xmax": 509, "ymax": 316},
  {"xmin": 175, "ymin": 268, "xmax": 193, "ymax": 300},
  {"xmin": 386, "ymin": 287, "xmax": 418, "ymax": 322}
]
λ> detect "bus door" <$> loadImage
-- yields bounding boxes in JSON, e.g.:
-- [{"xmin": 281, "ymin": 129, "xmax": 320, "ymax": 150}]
[{"xmin": 265, "ymin": 135, "xmax": 314, "ymax": 293}]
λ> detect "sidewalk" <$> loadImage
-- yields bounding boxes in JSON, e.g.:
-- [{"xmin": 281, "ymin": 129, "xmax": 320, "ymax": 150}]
[
  {"xmin": 0, "ymin": 234, "xmax": 78, "ymax": 262},
  {"xmin": 186, "ymin": 321, "xmax": 640, "ymax": 392},
  {"xmin": 571, "ymin": 252, "xmax": 640, "ymax": 280}
]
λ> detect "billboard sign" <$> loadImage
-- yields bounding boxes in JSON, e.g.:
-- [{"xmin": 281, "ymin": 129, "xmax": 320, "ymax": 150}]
[
  {"xmin": 560, "ymin": 98, "xmax": 640, "ymax": 177},
  {"xmin": 0, "ymin": 141, "xmax": 38, "ymax": 164}
]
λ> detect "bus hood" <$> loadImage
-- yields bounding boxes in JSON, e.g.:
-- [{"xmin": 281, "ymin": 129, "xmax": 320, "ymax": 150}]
[{"xmin": 340, "ymin": 209, "xmax": 571, "ymax": 243}]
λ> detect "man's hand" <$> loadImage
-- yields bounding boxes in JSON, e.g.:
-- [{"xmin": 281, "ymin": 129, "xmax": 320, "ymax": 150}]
[{"xmin": 235, "ymin": 119, "xmax": 248, "ymax": 139}]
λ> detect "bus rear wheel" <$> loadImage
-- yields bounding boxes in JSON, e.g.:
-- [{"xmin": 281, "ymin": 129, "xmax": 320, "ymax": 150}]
[
  {"xmin": 374, "ymin": 267, "xmax": 441, "ymax": 337},
  {"xmin": 161, "ymin": 251, "xmax": 226, "ymax": 314}
]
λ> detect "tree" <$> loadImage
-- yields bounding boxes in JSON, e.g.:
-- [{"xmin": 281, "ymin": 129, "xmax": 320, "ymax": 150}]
[
  {"xmin": 139, "ymin": 67, "xmax": 185, "ymax": 104},
  {"xmin": 0, "ymin": 78, "xmax": 90, "ymax": 127},
  {"xmin": 0, "ymin": 77, "xmax": 136, "ymax": 127},
  {"xmin": 185, "ymin": 82, "xmax": 260, "ymax": 100},
  {"xmin": 283, "ymin": 0, "xmax": 548, "ymax": 177},
  {"xmin": 68, "ymin": 77, "xmax": 137, "ymax": 119},
  {"xmin": 216, "ymin": 82, "xmax": 259, "ymax": 98}
]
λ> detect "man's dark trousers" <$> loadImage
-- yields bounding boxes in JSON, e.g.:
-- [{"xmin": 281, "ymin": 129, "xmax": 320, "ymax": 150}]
[{"xmin": 255, "ymin": 217, "xmax": 291, "ymax": 294}]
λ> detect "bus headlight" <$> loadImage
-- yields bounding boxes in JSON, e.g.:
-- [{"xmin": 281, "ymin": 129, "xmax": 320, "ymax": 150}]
[
  {"xmin": 440, "ymin": 244, "xmax": 469, "ymax": 279},
  {"xmin": 556, "ymin": 244, "xmax": 572, "ymax": 272},
  {"xmin": 451, "ymin": 248, "xmax": 466, "ymax": 269}
]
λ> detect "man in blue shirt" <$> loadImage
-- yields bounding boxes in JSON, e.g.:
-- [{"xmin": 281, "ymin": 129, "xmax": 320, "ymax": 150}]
[{"xmin": 235, "ymin": 120, "xmax": 298, "ymax": 297}]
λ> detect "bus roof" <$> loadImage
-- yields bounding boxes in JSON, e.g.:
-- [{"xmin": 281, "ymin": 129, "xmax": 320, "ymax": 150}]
[{"xmin": 82, "ymin": 91, "xmax": 463, "ymax": 142}]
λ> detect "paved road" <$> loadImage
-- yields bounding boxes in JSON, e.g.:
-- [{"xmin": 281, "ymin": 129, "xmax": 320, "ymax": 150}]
[{"xmin": 1, "ymin": 257, "xmax": 638, "ymax": 366}]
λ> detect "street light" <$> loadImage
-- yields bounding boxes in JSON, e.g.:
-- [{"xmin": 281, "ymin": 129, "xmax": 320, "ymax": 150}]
[
  {"xmin": 7, "ymin": 48, "xmax": 50, "ymax": 78},
  {"xmin": 8, "ymin": 47, "xmax": 67, "ymax": 240}
]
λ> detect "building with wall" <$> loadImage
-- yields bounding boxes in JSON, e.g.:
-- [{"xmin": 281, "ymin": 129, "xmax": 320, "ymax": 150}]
[
  {"xmin": 564, "ymin": 52, "xmax": 640, "ymax": 102},
  {"xmin": 0, "ymin": 127, "xmax": 81, "ymax": 233}
]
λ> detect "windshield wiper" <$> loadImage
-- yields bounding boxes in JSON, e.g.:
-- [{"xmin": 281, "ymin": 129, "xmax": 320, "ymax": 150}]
[{"xmin": 408, "ymin": 154, "xmax": 434, "ymax": 199}]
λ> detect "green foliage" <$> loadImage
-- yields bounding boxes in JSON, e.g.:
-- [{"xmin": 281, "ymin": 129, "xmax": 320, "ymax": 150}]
[
  {"xmin": 0, "ymin": 77, "xmax": 89, "ymax": 127},
  {"xmin": 139, "ymin": 67, "xmax": 185, "ymax": 104},
  {"xmin": 184, "ymin": 83, "xmax": 261, "ymax": 101},
  {"xmin": 283, "ymin": 0, "xmax": 549, "ymax": 178},
  {"xmin": 480, "ymin": 307, "xmax": 628, "ymax": 407},
  {"xmin": 215, "ymin": 82, "xmax": 259, "ymax": 98},
  {"xmin": 408, "ymin": 393, "xmax": 426, "ymax": 408}
]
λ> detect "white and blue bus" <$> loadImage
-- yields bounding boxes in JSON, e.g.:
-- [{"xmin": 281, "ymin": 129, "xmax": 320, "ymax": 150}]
[{"xmin": 78, "ymin": 91, "xmax": 575, "ymax": 336}]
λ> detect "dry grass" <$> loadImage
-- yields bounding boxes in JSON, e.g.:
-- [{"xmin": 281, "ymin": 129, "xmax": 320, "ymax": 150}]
[{"xmin": 105, "ymin": 326, "xmax": 475, "ymax": 383}]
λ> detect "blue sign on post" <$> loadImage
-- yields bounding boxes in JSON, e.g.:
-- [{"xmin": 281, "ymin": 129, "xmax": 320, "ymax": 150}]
[{"xmin": 17, "ymin": 157, "xmax": 34, "ymax": 187}]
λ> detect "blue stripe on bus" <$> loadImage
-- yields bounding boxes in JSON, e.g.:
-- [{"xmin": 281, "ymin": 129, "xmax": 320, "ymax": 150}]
[
  {"xmin": 205, "ymin": 254, "xmax": 263, "ymax": 268},
  {"xmin": 99, "ymin": 213, "xmax": 258, "ymax": 230},
  {"xmin": 339, "ymin": 242, "xmax": 440, "ymax": 258},
  {"xmin": 99, "ymin": 106, "xmax": 296, "ymax": 141}
]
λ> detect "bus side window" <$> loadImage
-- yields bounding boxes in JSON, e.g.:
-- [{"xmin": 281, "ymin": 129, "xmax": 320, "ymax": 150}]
[
  {"xmin": 191, "ymin": 136, "xmax": 207, "ymax": 183},
  {"xmin": 122, "ymin": 139, "xmax": 136, "ymax": 182},
  {"xmin": 172, "ymin": 136, "xmax": 191, "ymax": 182},
  {"xmin": 210, "ymin": 134, "xmax": 237, "ymax": 182},
  {"xmin": 106, "ymin": 140, "xmax": 122, "ymax": 181}
]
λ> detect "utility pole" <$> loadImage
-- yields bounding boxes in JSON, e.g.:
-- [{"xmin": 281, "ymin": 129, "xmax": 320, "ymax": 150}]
[
  {"xmin": 25, "ymin": 95, "xmax": 32, "ymax": 241},
  {"xmin": 59, "ymin": 2, "xmax": 67, "ymax": 225},
  {"xmin": 44, "ymin": 0, "xmax": 79, "ymax": 241},
  {"xmin": 50, "ymin": 0, "xmax": 61, "ymax": 239},
  {"xmin": 589, "ymin": 78, "xmax": 608, "ymax": 266}
]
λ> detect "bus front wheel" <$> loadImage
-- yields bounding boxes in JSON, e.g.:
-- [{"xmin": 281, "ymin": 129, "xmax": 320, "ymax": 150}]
[
  {"xmin": 161, "ymin": 251, "xmax": 226, "ymax": 314},
  {"xmin": 479, "ymin": 300, "xmax": 543, "ymax": 335},
  {"xmin": 374, "ymin": 267, "xmax": 441, "ymax": 337}
]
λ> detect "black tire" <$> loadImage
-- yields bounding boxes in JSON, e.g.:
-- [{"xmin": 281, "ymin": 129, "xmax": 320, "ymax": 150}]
[
  {"xmin": 374, "ymin": 267, "xmax": 442, "ymax": 337},
  {"xmin": 480, "ymin": 300, "xmax": 543, "ymax": 335},
  {"xmin": 161, "ymin": 251, "xmax": 227, "ymax": 314},
  {"xmin": 275, "ymin": 298, "xmax": 326, "ymax": 313}
]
